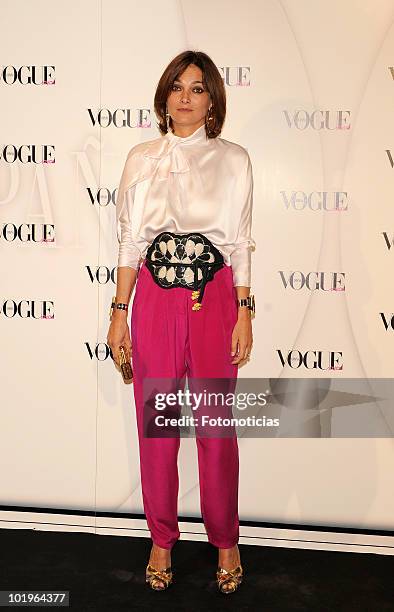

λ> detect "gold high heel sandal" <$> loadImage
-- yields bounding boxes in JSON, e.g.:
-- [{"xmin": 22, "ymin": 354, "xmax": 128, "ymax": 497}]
[
  {"xmin": 216, "ymin": 564, "xmax": 243, "ymax": 594},
  {"xmin": 145, "ymin": 563, "xmax": 173, "ymax": 591}
]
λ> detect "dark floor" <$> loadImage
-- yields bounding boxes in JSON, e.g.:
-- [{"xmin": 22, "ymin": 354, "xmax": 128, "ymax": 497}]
[{"xmin": 1, "ymin": 529, "xmax": 393, "ymax": 611}]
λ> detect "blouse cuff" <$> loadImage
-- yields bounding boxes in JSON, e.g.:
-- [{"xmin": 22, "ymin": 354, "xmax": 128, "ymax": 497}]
[
  {"xmin": 117, "ymin": 247, "xmax": 142, "ymax": 271},
  {"xmin": 230, "ymin": 239, "xmax": 255, "ymax": 287}
]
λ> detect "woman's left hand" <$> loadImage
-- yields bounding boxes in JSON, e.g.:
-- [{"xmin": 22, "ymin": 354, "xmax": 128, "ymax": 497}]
[{"xmin": 231, "ymin": 312, "xmax": 253, "ymax": 365}]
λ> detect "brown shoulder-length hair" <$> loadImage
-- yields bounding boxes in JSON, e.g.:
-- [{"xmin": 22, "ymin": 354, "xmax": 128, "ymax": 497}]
[{"xmin": 154, "ymin": 50, "xmax": 226, "ymax": 139}]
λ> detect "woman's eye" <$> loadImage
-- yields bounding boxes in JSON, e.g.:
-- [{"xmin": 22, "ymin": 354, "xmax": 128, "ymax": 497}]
[{"xmin": 171, "ymin": 85, "xmax": 205, "ymax": 93}]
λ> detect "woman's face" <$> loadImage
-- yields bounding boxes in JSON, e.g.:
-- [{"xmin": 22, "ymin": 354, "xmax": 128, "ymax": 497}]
[{"xmin": 166, "ymin": 63, "xmax": 211, "ymax": 133}]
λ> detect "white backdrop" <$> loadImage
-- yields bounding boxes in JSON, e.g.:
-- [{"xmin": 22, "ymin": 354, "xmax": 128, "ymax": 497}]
[{"xmin": 1, "ymin": 0, "xmax": 394, "ymax": 536}]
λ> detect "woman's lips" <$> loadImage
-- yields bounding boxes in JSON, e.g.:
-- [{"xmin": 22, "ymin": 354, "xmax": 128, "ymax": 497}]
[{"xmin": 177, "ymin": 108, "xmax": 193, "ymax": 112}]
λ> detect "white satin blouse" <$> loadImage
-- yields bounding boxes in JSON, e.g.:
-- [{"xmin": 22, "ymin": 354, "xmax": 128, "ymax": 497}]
[{"xmin": 115, "ymin": 123, "xmax": 255, "ymax": 286}]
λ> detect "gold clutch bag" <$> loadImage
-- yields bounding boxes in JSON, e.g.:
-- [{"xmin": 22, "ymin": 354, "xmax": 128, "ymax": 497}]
[{"xmin": 119, "ymin": 346, "xmax": 133, "ymax": 383}]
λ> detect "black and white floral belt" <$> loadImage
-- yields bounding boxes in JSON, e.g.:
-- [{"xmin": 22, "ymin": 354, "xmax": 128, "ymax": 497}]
[{"xmin": 144, "ymin": 231, "xmax": 225, "ymax": 310}]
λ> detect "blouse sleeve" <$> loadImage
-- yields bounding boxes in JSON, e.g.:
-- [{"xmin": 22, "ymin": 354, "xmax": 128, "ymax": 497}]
[
  {"xmin": 115, "ymin": 150, "xmax": 143, "ymax": 271},
  {"xmin": 230, "ymin": 151, "xmax": 256, "ymax": 287}
]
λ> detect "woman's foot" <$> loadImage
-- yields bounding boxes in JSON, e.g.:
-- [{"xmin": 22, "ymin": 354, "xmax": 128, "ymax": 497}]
[
  {"xmin": 217, "ymin": 544, "xmax": 243, "ymax": 594},
  {"xmin": 146, "ymin": 543, "xmax": 172, "ymax": 590}
]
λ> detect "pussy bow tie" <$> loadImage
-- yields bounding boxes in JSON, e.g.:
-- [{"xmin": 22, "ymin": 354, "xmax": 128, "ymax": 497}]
[{"xmin": 142, "ymin": 125, "xmax": 209, "ymax": 180}]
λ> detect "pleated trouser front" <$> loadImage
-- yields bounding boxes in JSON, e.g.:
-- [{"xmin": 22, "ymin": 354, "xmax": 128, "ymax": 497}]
[{"xmin": 130, "ymin": 259, "xmax": 239, "ymax": 550}]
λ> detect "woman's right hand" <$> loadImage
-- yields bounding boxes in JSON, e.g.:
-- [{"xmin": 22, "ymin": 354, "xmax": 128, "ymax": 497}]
[{"xmin": 107, "ymin": 312, "xmax": 132, "ymax": 368}]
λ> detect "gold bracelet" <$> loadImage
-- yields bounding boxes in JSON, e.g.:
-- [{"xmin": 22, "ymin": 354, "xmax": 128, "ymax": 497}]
[
  {"xmin": 109, "ymin": 296, "xmax": 129, "ymax": 320},
  {"xmin": 237, "ymin": 294, "xmax": 255, "ymax": 316}
]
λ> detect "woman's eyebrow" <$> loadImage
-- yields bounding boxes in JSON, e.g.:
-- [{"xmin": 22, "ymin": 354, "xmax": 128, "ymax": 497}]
[{"xmin": 173, "ymin": 80, "xmax": 204, "ymax": 84}]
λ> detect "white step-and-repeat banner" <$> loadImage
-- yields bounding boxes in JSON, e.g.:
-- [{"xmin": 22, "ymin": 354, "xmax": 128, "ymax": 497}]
[{"xmin": 1, "ymin": 0, "xmax": 393, "ymax": 535}]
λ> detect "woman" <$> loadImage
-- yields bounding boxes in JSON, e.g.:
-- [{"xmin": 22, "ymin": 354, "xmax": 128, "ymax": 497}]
[{"xmin": 107, "ymin": 50, "xmax": 255, "ymax": 594}]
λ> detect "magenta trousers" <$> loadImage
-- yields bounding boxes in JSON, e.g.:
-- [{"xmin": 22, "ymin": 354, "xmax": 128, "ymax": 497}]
[{"xmin": 130, "ymin": 259, "xmax": 239, "ymax": 550}]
